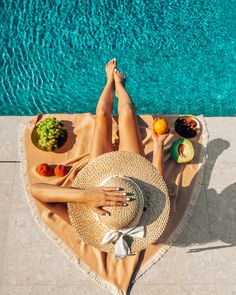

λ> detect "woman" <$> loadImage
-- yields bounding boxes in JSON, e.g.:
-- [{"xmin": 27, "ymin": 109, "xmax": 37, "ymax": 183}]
[{"xmin": 31, "ymin": 59, "xmax": 169, "ymax": 223}]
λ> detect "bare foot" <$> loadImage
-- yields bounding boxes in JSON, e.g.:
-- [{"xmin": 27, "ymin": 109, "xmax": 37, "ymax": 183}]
[
  {"xmin": 114, "ymin": 69, "xmax": 125, "ymax": 84},
  {"xmin": 114, "ymin": 69, "xmax": 126, "ymax": 98},
  {"xmin": 105, "ymin": 58, "xmax": 117, "ymax": 84}
]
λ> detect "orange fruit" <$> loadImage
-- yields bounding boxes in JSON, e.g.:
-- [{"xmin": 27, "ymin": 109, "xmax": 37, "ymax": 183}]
[
  {"xmin": 54, "ymin": 165, "xmax": 68, "ymax": 177},
  {"xmin": 36, "ymin": 163, "xmax": 51, "ymax": 177},
  {"xmin": 153, "ymin": 118, "xmax": 169, "ymax": 135}
]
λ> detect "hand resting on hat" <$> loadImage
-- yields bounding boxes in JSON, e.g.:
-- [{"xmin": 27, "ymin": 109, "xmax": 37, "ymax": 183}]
[
  {"xmin": 31, "ymin": 183, "xmax": 130, "ymax": 217},
  {"xmin": 79, "ymin": 187, "xmax": 130, "ymax": 216}
]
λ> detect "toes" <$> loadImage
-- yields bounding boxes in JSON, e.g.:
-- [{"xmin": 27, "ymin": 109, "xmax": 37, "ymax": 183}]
[
  {"xmin": 119, "ymin": 71, "xmax": 125, "ymax": 78},
  {"xmin": 107, "ymin": 58, "xmax": 116, "ymax": 67},
  {"xmin": 114, "ymin": 69, "xmax": 125, "ymax": 79},
  {"xmin": 114, "ymin": 69, "xmax": 120, "ymax": 76}
]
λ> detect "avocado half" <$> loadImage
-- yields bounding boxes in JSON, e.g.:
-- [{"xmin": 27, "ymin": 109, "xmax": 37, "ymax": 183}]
[{"xmin": 171, "ymin": 139, "xmax": 194, "ymax": 164}]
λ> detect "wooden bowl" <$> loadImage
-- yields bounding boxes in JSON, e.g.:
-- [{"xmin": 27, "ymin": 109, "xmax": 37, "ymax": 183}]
[
  {"xmin": 175, "ymin": 115, "xmax": 201, "ymax": 138},
  {"xmin": 31, "ymin": 123, "xmax": 68, "ymax": 152}
]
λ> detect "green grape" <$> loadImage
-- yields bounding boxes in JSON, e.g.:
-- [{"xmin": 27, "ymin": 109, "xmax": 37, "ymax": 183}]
[{"xmin": 37, "ymin": 116, "xmax": 64, "ymax": 150}]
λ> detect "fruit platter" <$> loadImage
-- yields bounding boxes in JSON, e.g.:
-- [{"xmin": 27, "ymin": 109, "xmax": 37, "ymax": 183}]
[
  {"xmin": 152, "ymin": 115, "xmax": 201, "ymax": 164},
  {"xmin": 174, "ymin": 116, "xmax": 200, "ymax": 138},
  {"xmin": 31, "ymin": 117, "xmax": 68, "ymax": 152}
]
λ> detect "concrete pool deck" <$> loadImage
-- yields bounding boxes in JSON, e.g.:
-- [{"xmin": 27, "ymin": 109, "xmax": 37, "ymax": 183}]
[{"xmin": 0, "ymin": 116, "xmax": 236, "ymax": 295}]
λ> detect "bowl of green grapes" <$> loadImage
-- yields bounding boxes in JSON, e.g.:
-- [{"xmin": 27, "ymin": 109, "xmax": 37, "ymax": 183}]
[{"xmin": 31, "ymin": 117, "xmax": 68, "ymax": 152}]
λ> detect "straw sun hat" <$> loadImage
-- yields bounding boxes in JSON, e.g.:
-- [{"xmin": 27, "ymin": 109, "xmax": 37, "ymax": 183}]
[{"xmin": 67, "ymin": 151, "xmax": 170, "ymax": 259}]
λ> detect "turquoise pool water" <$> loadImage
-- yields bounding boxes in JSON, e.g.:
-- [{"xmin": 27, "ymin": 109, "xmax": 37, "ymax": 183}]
[{"xmin": 1, "ymin": 0, "xmax": 235, "ymax": 116}]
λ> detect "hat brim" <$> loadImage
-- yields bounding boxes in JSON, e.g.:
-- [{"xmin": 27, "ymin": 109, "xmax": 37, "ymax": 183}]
[{"xmin": 67, "ymin": 151, "xmax": 170, "ymax": 254}]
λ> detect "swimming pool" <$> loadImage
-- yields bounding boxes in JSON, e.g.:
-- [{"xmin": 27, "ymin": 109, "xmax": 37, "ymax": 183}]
[{"xmin": 1, "ymin": 0, "xmax": 235, "ymax": 116}]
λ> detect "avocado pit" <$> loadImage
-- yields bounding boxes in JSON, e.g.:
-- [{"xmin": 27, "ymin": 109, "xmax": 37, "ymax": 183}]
[{"xmin": 178, "ymin": 144, "xmax": 187, "ymax": 158}]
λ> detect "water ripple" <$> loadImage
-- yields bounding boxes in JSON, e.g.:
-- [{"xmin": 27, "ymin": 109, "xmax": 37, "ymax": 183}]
[{"xmin": 0, "ymin": 0, "xmax": 235, "ymax": 115}]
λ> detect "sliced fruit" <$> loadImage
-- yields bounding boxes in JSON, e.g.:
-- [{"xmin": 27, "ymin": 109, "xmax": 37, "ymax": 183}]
[{"xmin": 171, "ymin": 139, "xmax": 194, "ymax": 163}]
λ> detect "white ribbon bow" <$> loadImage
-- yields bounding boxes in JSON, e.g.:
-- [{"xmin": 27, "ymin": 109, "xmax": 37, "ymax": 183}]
[{"xmin": 101, "ymin": 226, "xmax": 145, "ymax": 259}]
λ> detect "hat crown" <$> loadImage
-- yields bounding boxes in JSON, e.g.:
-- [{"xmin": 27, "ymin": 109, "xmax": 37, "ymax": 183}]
[{"xmin": 98, "ymin": 175, "xmax": 144, "ymax": 230}]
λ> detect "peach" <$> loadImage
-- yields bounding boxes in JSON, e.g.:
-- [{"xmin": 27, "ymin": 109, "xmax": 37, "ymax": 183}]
[
  {"xmin": 153, "ymin": 118, "xmax": 169, "ymax": 135},
  {"xmin": 54, "ymin": 165, "xmax": 68, "ymax": 177},
  {"xmin": 36, "ymin": 163, "xmax": 51, "ymax": 177}
]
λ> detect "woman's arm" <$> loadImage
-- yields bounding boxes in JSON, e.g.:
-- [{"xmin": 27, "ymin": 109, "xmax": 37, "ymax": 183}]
[
  {"xmin": 152, "ymin": 141, "xmax": 165, "ymax": 177},
  {"xmin": 151, "ymin": 130, "xmax": 169, "ymax": 178},
  {"xmin": 31, "ymin": 183, "xmax": 84, "ymax": 203},
  {"xmin": 30, "ymin": 183, "xmax": 130, "ymax": 215}
]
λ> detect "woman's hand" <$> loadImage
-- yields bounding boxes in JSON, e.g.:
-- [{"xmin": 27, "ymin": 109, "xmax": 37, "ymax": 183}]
[
  {"xmin": 81, "ymin": 187, "xmax": 130, "ymax": 216},
  {"xmin": 151, "ymin": 129, "xmax": 170, "ymax": 145}
]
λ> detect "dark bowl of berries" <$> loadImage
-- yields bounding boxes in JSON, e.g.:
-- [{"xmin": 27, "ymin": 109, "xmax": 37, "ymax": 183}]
[{"xmin": 175, "ymin": 116, "xmax": 201, "ymax": 138}]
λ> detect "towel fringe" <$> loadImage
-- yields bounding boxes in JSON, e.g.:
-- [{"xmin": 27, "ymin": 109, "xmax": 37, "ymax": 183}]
[
  {"xmin": 132, "ymin": 114, "xmax": 209, "ymax": 283},
  {"xmin": 18, "ymin": 122, "xmax": 125, "ymax": 295}
]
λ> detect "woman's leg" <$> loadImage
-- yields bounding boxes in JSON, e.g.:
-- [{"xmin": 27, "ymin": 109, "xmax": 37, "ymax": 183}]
[
  {"xmin": 33, "ymin": 60, "xmax": 117, "ymax": 224},
  {"xmin": 114, "ymin": 69, "xmax": 145, "ymax": 156},
  {"xmin": 40, "ymin": 201, "xmax": 71, "ymax": 224},
  {"xmin": 89, "ymin": 59, "xmax": 116, "ymax": 162}
]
